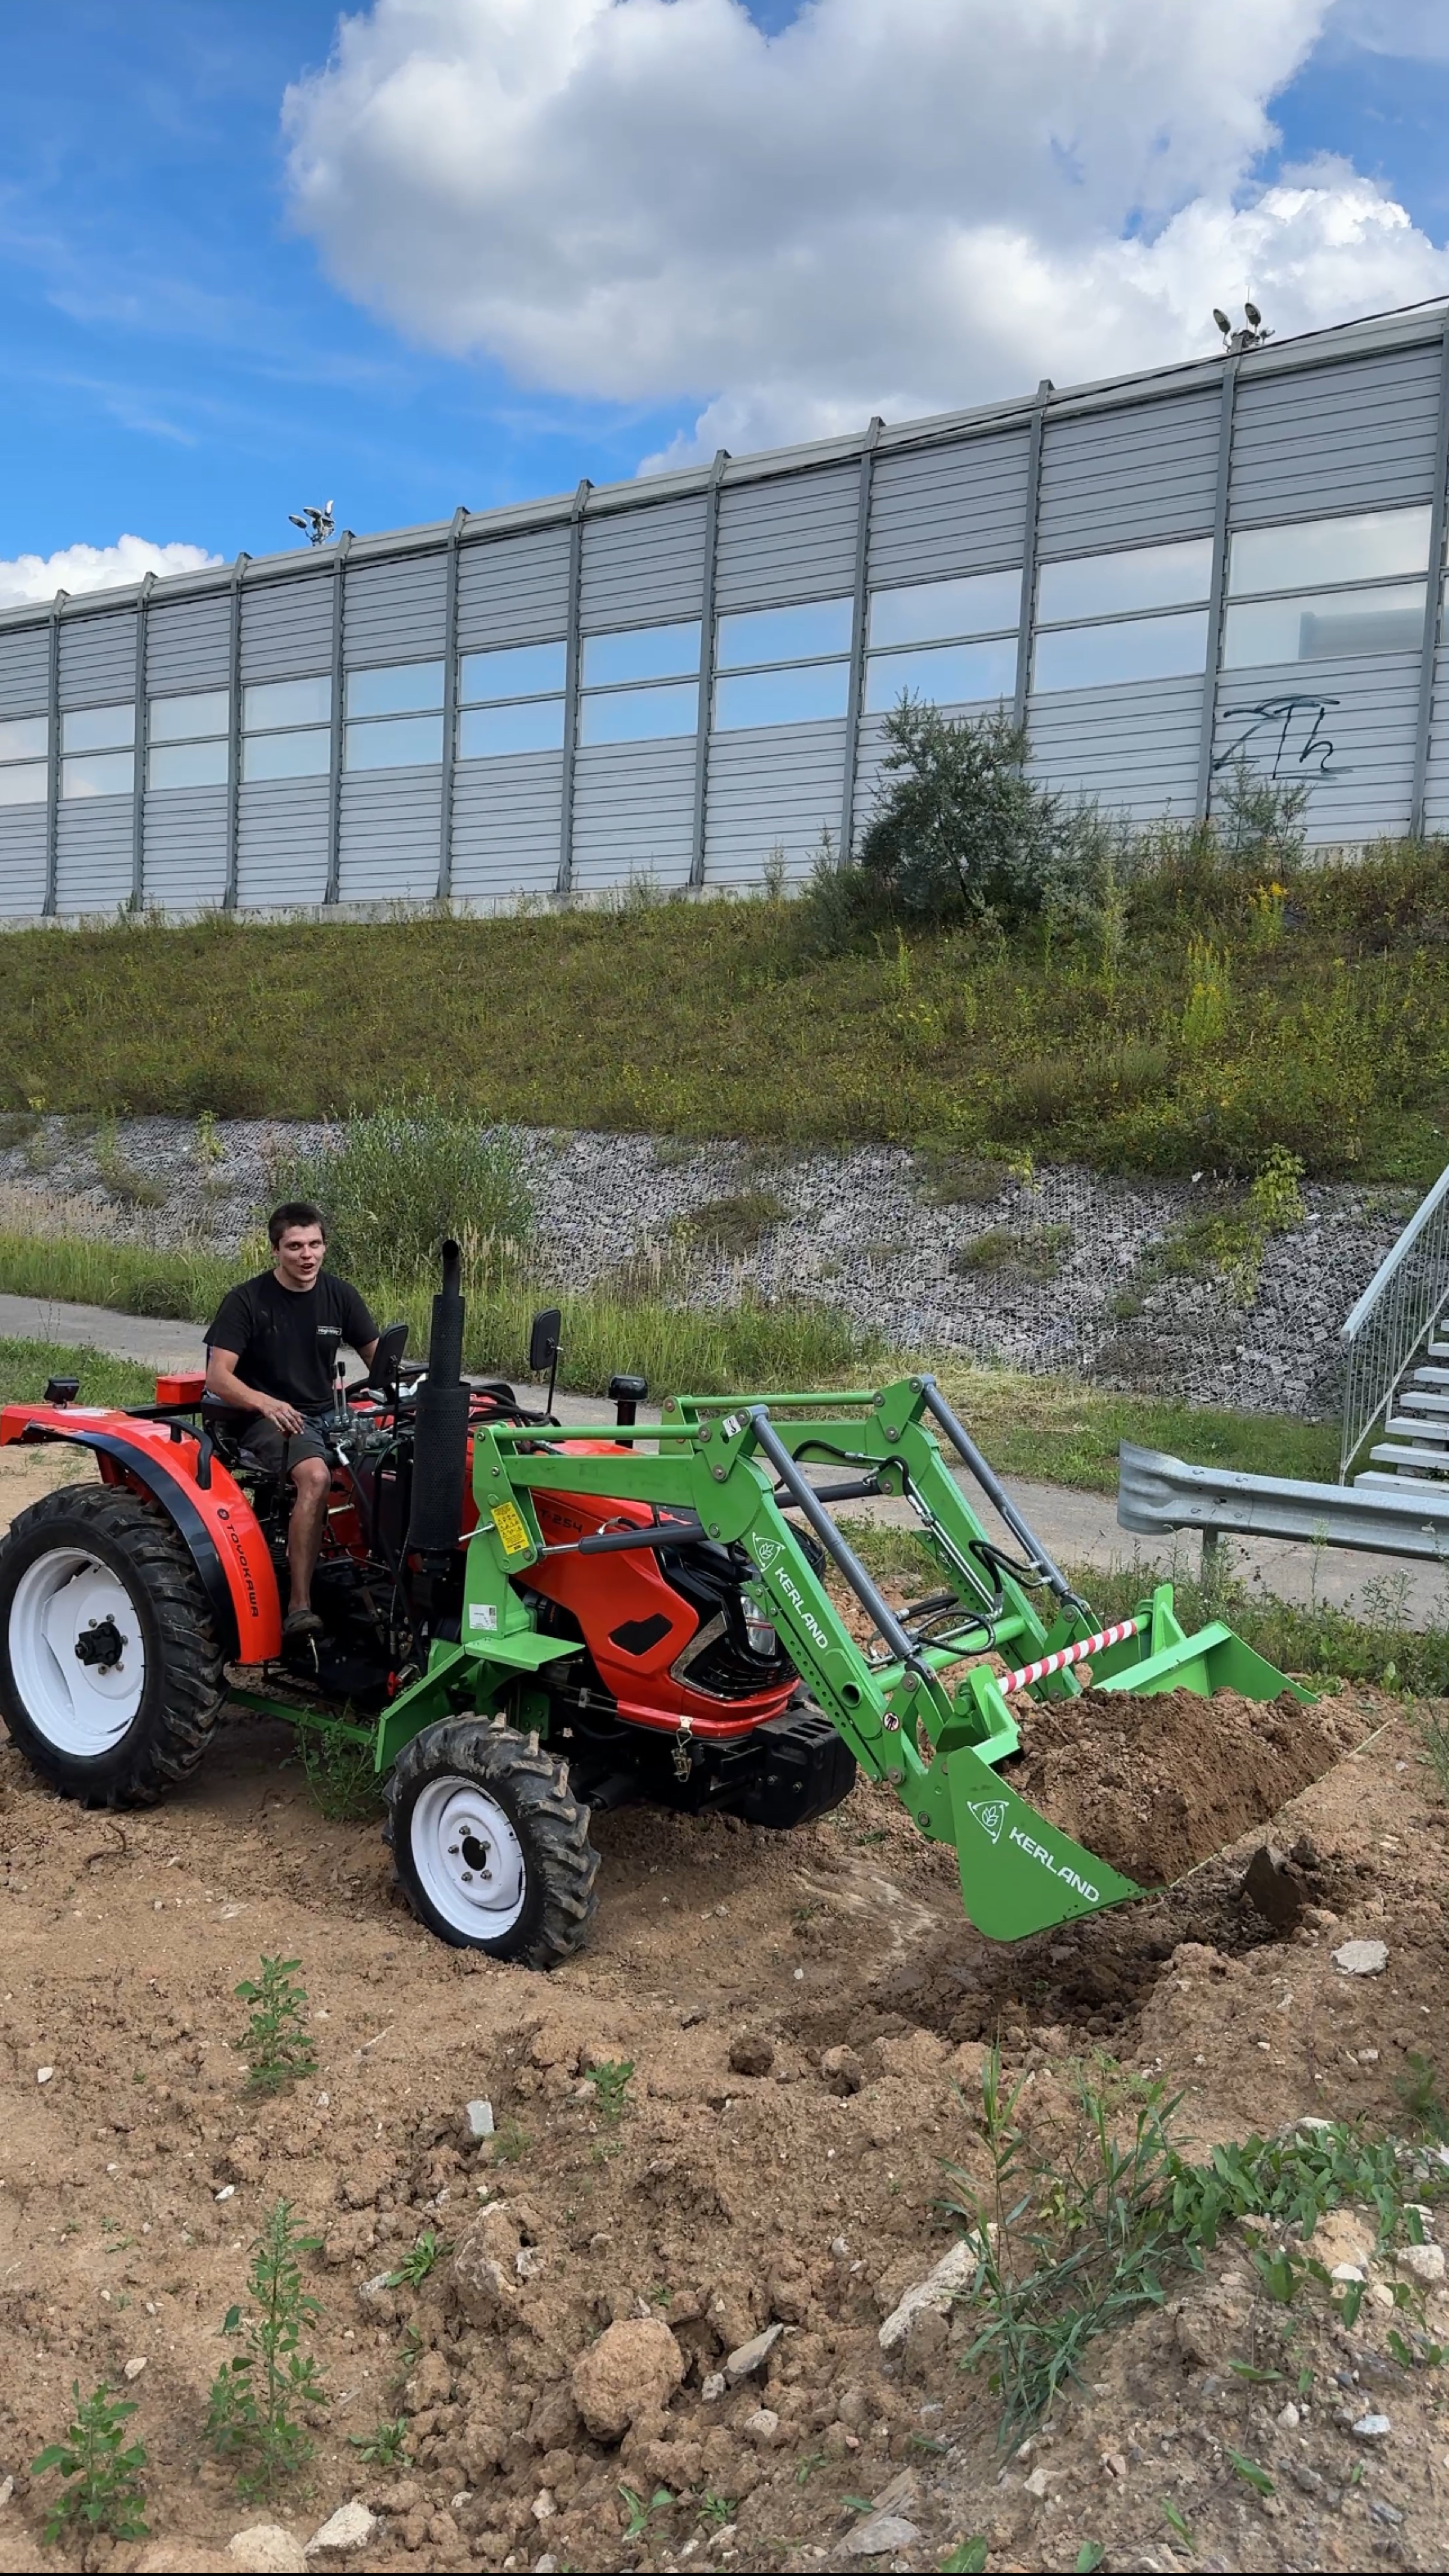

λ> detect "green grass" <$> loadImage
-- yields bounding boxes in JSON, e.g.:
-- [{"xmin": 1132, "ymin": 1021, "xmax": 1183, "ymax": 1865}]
[
  {"xmin": 933, "ymin": 1362, "xmax": 1340, "ymax": 1492},
  {"xmin": 1, "ymin": 835, "xmax": 1448, "ymax": 1177},
  {"xmin": 0, "ymin": 1334, "xmax": 158, "ymax": 1411}
]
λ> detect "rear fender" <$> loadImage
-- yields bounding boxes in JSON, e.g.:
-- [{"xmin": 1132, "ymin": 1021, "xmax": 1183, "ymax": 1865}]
[{"xmin": 0, "ymin": 1405, "xmax": 282, "ymax": 1664}]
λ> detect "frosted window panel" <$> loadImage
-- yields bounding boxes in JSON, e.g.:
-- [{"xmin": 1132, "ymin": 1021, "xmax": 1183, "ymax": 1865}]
[
  {"xmin": 1222, "ymin": 582, "xmax": 1426, "ymax": 668},
  {"xmin": 149, "ymin": 739, "xmax": 229, "ymax": 789},
  {"xmin": 460, "ymin": 642, "xmax": 566, "ymax": 703},
  {"xmin": 0, "ymin": 716, "xmax": 48, "ymax": 761},
  {"xmin": 717, "ymin": 599, "xmax": 853, "ymax": 669},
  {"xmin": 582, "ymin": 622, "xmax": 701, "ymax": 686},
  {"xmin": 242, "ymin": 726, "xmax": 331, "ymax": 780},
  {"xmin": 62, "ymin": 703, "xmax": 134, "ymax": 753},
  {"xmin": 714, "ymin": 662, "xmax": 850, "ymax": 729},
  {"xmin": 1228, "ymin": 506, "xmax": 1431, "ymax": 596},
  {"xmin": 1037, "ymin": 539, "xmax": 1213, "ymax": 624},
  {"xmin": 345, "ymin": 714, "xmax": 444, "ymax": 770},
  {"xmin": 149, "ymin": 689, "xmax": 228, "ymax": 742},
  {"xmin": 1032, "ymin": 611, "xmax": 1208, "ymax": 693},
  {"xmin": 458, "ymin": 701, "xmax": 566, "ymax": 757},
  {"xmin": 868, "ymin": 570, "xmax": 1021, "ymax": 650},
  {"xmin": 346, "ymin": 660, "xmax": 444, "ymax": 718},
  {"xmin": 61, "ymin": 750, "xmax": 134, "ymax": 798},
  {"xmin": 0, "ymin": 762, "xmax": 46, "ymax": 805},
  {"xmin": 579, "ymin": 682, "xmax": 698, "ymax": 744},
  {"xmin": 865, "ymin": 638, "xmax": 1017, "ymax": 713},
  {"xmin": 243, "ymin": 674, "xmax": 332, "ymax": 731}
]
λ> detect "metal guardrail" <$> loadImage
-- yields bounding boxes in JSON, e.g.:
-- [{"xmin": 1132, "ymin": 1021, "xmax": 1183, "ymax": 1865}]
[
  {"xmin": 1119, "ymin": 1440, "xmax": 1449, "ymax": 1565},
  {"xmin": 1340, "ymin": 1159, "xmax": 1449, "ymax": 1480}
]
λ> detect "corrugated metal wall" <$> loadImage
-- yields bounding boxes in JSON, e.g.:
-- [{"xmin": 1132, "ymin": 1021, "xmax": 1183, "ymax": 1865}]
[
  {"xmin": 240, "ymin": 573, "xmax": 334, "ymax": 678},
  {"xmin": 1029, "ymin": 675, "xmax": 1204, "ymax": 821},
  {"xmin": 237, "ymin": 779, "xmax": 329, "ymax": 908},
  {"xmin": 572, "ymin": 741, "xmax": 695, "ymax": 890},
  {"xmin": 1229, "ymin": 346, "xmax": 1443, "ymax": 523},
  {"xmin": 3, "ymin": 317, "xmax": 1448, "ymax": 918},
  {"xmin": 450, "ymin": 753, "xmax": 562, "ymax": 902},
  {"xmin": 1424, "ymin": 644, "xmax": 1449, "ymax": 834},
  {"xmin": 868, "ymin": 432, "xmax": 1029, "ymax": 584},
  {"xmin": 580, "ymin": 499, "xmax": 706, "ymax": 630},
  {"xmin": 458, "ymin": 528, "xmax": 570, "ymax": 648},
  {"xmin": 1212, "ymin": 654, "xmax": 1422, "ymax": 843},
  {"xmin": 0, "ymin": 813, "xmax": 46, "ymax": 916},
  {"xmin": 716, "ymin": 468, "xmax": 858, "ymax": 609},
  {"xmin": 0, "ymin": 624, "xmax": 50, "ymax": 717},
  {"xmin": 55, "ymin": 799, "xmax": 132, "ymax": 912},
  {"xmin": 58, "ymin": 612, "xmax": 136, "ymax": 706},
  {"xmin": 142, "ymin": 785, "xmax": 228, "ymax": 908},
  {"xmin": 705, "ymin": 720, "xmax": 847, "ymax": 883},
  {"xmin": 1037, "ymin": 394, "xmax": 1219, "ymax": 554},
  {"xmin": 146, "ymin": 596, "xmax": 230, "ymax": 693},
  {"xmin": 338, "ymin": 769, "xmax": 442, "ymax": 903},
  {"xmin": 344, "ymin": 554, "xmax": 447, "ymax": 662}
]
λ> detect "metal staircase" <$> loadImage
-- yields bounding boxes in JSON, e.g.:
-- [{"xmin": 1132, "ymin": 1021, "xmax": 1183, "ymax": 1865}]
[{"xmin": 1341, "ymin": 1161, "xmax": 1449, "ymax": 1486}]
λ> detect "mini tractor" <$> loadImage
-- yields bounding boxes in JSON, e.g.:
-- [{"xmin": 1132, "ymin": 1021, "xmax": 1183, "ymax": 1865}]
[{"xmin": 0, "ymin": 1245, "xmax": 1306, "ymax": 1965}]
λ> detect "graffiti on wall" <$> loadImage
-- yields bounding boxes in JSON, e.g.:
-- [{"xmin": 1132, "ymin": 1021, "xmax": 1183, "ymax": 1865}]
[{"xmin": 1212, "ymin": 693, "xmax": 1348, "ymax": 788}]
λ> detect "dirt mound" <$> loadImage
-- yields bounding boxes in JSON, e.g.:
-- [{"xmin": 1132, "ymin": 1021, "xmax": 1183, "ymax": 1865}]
[{"xmin": 1010, "ymin": 1683, "xmax": 1368, "ymax": 1885}]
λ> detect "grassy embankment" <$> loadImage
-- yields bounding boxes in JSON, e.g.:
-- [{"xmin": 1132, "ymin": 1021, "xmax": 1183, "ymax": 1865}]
[{"xmin": 0, "ymin": 834, "xmax": 1446, "ymax": 1177}]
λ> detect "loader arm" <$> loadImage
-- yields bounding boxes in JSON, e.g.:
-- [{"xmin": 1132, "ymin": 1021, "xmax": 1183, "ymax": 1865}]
[{"xmin": 362, "ymin": 1373, "xmax": 1308, "ymax": 1944}]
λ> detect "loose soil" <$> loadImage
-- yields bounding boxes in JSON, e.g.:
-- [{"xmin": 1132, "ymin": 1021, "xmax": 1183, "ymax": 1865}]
[
  {"xmin": 2, "ymin": 1465, "xmax": 1448, "ymax": 2574},
  {"xmin": 1011, "ymin": 1684, "xmax": 1369, "ymax": 1887}
]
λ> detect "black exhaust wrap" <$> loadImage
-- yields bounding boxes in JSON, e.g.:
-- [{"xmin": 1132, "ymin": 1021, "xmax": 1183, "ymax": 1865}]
[{"xmin": 406, "ymin": 1239, "xmax": 471, "ymax": 1557}]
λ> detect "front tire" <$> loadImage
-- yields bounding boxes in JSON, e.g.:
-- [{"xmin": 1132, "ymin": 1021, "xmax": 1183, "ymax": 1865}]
[
  {"xmin": 0, "ymin": 1484, "xmax": 228, "ymax": 1806},
  {"xmin": 384, "ymin": 1718, "xmax": 599, "ymax": 1966}
]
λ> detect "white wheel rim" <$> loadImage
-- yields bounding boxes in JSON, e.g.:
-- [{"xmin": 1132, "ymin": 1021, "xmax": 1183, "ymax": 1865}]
[
  {"xmin": 410, "ymin": 1775, "xmax": 528, "ymax": 1939},
  {"xmin": 8, "ymin": 1546, "xmax": 147, "ymax": 1758}
]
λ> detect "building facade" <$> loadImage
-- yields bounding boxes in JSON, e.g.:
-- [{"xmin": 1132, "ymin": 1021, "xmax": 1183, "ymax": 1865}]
[{"xmin": 3, "ymin": 300, "xmax": 1449, "ymax": 921}]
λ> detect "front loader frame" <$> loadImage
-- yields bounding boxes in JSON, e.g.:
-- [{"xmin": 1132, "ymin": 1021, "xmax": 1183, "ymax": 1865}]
[{"xmin": 233, "ymin": 1373, "xmax": 1305, "ymax": 1945}]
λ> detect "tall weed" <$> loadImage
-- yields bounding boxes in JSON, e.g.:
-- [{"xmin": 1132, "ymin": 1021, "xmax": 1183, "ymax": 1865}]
[{"xmin": 272, "ymin": 1094, "xmax": 532, "ymax": 1278}]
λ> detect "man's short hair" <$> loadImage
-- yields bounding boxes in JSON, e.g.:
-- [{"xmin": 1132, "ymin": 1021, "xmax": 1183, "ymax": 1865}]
[{"xmin": 268, "ymin": 1200, "xmax": 328, "ymax": 1250}]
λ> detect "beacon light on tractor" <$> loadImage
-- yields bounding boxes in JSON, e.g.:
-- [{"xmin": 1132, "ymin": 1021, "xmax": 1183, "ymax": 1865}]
[{"xmin": 0, "ymin": 1244, "xmax": 1309, "ymax": 1964}]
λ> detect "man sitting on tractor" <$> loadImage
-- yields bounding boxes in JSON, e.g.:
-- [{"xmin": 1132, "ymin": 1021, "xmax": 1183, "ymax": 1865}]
[{"xmin": 206, "ymin": 1201, "xmax": 378, "ymax": 1641}]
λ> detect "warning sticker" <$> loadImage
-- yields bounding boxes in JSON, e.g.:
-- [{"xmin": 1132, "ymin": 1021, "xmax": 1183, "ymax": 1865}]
[
  {"xmin": 490, "ymin": 1500, "xmax": 532, "ymax": 1557},
  {"xmin": 468, "ymin": 1602, "xmax": 500, "ymax": 1631}
]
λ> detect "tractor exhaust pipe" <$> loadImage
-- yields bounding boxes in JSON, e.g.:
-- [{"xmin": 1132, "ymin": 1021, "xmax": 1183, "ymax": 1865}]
[{"xmin": 407, "ymin": 1239, "xmax": 470, "ymax": 1559}]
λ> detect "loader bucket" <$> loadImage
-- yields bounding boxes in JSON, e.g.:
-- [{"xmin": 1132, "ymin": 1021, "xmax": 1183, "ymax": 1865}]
[{"xmin": 944, "ymin": 1583, "xmax": 1314, "ymax": 1941}]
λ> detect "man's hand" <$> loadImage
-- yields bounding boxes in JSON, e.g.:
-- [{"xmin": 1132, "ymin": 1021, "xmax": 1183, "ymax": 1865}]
[{"xmin": 254, "ymin": 1394, "xmax": 305, "ymax": 1435}]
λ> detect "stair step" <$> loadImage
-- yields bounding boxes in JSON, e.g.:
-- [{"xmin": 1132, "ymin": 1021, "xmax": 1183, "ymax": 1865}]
[
  {"xmin": 1354, "ymin": 1469, "xmax": 1449, "ymax": 1495},
  {"xmin": 1396, "ymin": 1388, "xmax": 1449, "ymax": 1413},
  {"xmin": 1369, "ymin": 1442, "xmax": 1449, "ymax": 1471},
  {"xmin": 1383, "ymin": 1416, "xmax": 1449, "ymax": 1444},
  {"xmin": 1408, "ymin": 1366, "xmax": 1449, "ymax": 1388}
]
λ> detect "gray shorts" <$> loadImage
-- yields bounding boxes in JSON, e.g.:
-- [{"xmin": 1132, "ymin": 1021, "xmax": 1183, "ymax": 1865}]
[{"xmin": 219, "ymin": 1412, "xmax": 334, "ymax": 1478}]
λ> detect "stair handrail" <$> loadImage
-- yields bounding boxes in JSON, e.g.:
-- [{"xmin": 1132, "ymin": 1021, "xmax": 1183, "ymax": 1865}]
[{"xmin": 1340, "ymin": 1158, "xmax": 1449, "ymax": 1480}]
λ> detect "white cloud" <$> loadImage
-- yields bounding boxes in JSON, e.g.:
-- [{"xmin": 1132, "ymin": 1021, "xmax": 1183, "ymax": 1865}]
[
  {"xmin": 282, "ymin": 0, "xmax": 1449, "ymax": 465},
  {"xmin": 0, "ymin": 535, "xmax": 223, "ymax": 612}
]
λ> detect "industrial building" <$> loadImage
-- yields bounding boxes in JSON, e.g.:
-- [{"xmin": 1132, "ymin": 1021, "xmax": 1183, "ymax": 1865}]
[{"xmin": 2, "ymin": 298, "xmax": 1448, "ymax": 921}]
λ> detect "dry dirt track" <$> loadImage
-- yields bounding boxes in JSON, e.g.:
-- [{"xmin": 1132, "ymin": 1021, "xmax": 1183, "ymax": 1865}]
[{"xmin": 1, "ymin": 1457, "xmax": 1448, "ymax": 2571}]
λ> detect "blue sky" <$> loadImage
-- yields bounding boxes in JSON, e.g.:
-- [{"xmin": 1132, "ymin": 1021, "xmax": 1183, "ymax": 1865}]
[{"xmin": 1, "ymin": 1, "xmax": 1446, "ymax": 586}]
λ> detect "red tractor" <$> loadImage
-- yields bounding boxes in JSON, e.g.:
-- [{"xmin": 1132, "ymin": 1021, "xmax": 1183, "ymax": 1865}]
[{"xmin": 0, "ymin": 1251, "xmax": 850, "ymax": 1964}]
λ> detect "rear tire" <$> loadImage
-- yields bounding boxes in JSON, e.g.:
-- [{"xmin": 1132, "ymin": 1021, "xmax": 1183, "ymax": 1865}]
[
  {"xmin": 0, "ymin": 1484, "xmax": 228, "ymax": 1807},
  {"xmin": 384, "ymin": 1718, "xmax": 599, "ymax": 1966}
]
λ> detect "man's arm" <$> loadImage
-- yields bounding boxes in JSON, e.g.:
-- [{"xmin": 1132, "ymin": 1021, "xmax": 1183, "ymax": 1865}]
[{"xmin": 205, "ymin": 1346, "xmax": 306, "ymax": 1436}]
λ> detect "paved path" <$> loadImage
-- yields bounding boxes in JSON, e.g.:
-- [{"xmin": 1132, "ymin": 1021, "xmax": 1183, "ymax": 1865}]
[{"xmin": 2, "ymin": 1292, "xmax": 1443, "ymax": 1631}]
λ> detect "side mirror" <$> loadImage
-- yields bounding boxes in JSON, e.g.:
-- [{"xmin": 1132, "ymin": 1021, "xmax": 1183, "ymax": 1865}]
[
  {"xmin": 368, "ymin": 1321, "xmax": 409, "ymax": 1397},
  {"xmin": 528, "ymin": 1307, "xmax": 562, "ymax": 1378}
]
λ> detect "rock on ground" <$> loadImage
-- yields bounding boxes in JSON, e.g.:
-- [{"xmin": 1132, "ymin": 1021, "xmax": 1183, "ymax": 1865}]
[{"xmin": 571, "ymin": 2318, "xmax": 685, "ymax": 2442}]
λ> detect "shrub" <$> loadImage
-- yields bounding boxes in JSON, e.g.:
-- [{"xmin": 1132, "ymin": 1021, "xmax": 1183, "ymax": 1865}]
[
  {"xmin": 853, "ymin": 702, "xmax": 1073, "ymax": 928},
  {"xmin": 273, "ymin": 1095, "xmax": 532, "ymax": 1281}
]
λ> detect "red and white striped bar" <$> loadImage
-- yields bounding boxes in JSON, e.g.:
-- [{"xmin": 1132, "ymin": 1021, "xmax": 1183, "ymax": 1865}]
[{"xmin": 1000, "ymin": 1619, "xmax": 1139, "ymax": 1697}]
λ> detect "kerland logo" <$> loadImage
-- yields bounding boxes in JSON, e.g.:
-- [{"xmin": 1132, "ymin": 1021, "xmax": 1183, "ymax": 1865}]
[
  {"xmin": 752, "ymin": 1538, "xmax": 784, "ymax": 1572},
  {"xmin": 967, "ymin": 1798, "xmax": 1007, "ymax": 1845}
]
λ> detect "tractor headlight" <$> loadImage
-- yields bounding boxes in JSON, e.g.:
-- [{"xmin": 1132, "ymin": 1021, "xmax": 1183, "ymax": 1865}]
[{"xmin": 745, "ymin": 1618, "xmax": 778, "ymax": 1659}]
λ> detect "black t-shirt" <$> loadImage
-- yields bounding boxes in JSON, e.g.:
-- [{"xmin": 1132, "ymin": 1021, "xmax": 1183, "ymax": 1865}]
[{"xmin": 206, "ymin": 1271, "xmax": 379, "ymax": 1413}]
